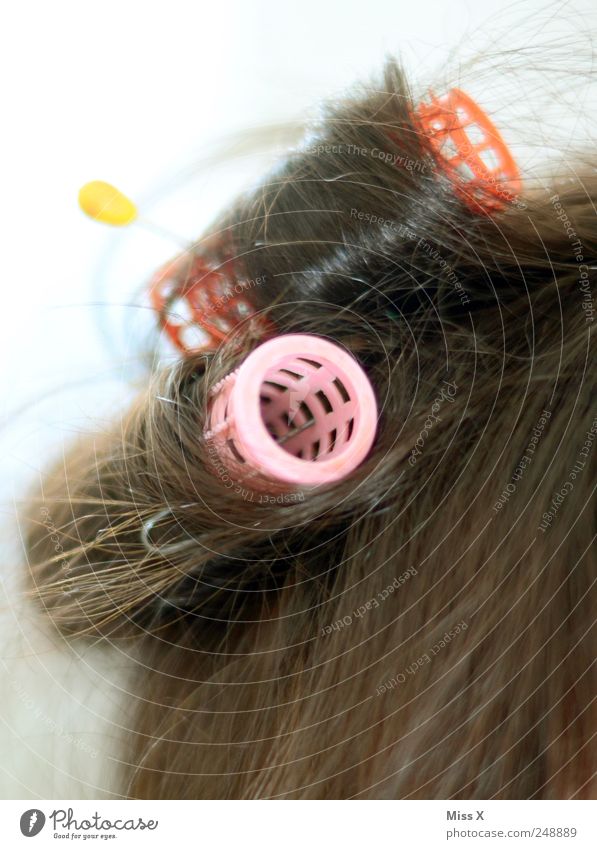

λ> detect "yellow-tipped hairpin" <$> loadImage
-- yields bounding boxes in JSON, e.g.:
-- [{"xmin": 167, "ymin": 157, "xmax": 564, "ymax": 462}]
[
  {"xmin": 78, "ymin": 179, "xmax": 188, "ymax": 247},
  {"xmin": 78, "ymin": 180, "xmax": 137, "ymax": 226}
]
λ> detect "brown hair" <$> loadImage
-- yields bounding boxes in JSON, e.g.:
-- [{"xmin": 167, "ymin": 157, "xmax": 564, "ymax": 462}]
[{"xmin": 23, "ymin": 61, "xmax": 596, "ymax": 798}]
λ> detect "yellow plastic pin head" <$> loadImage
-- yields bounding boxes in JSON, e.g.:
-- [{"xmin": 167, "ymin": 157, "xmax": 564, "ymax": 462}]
[{"xmin": 78, "ymin": 180, "xmax": 137, "ymax": 226}]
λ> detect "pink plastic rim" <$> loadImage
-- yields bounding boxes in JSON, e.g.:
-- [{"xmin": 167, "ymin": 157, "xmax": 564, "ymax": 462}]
[{"xmin": 205, "ymin": 334, "xmax": 378, "ymax": 488}]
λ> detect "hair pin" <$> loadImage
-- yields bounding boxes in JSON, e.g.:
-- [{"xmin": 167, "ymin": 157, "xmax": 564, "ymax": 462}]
[
  {"xmin": 204, "ymin": 334, "xmax": 377, "ymax": 490},
  {"xmin": 78, "ymin": 180, "xmax": 190, "ymax": 246}
]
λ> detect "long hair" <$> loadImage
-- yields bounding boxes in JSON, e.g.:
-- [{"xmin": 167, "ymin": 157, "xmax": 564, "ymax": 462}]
[{"xmin": 23, "ymin": 61, "xmax": 596, "ymax": 798}]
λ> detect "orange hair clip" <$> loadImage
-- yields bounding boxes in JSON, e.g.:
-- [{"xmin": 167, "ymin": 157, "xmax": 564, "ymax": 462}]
[
  {"xmin": 417, "ymin": 88, "xmax": 522, "ymax": 211},
  {"xmin": 150, "ymin": 254, "xmax": 258, "ymax": 354}
]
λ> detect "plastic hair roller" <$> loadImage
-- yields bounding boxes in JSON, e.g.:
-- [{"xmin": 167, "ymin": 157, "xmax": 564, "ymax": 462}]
[
  {"xmin": 150, "ymin": 254, "xmax": 257, "ymax": 354},
  {"xmin": 417, "ymin": 88, "xmax": 521, "ymax": 211},
  {"xmin": 78, "ymin": 183, "xmax": 261, "ymax": 354},
  {"xmin": 204, "ymin": 334, "xmax": 378, "ymax": 490}
]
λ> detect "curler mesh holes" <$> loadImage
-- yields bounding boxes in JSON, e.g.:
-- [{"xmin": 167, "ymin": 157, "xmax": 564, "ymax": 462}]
[
  {"xmin": 329, "ymin": 428, "xmax": 337, "ymax": 451},
  {"xmin": 179, "ymin": 323, "xmax": 211, "ymax": 350},
  {"xmin": 456, "ymin": 162, "xmax": 475, "ymax": 181},
  {"xmin": 479, "ymin": 148, "xmax": 499, "ymax": 171},
  {"xmin": 298, "ymin": 400, "xmax": 312, "ymax": 421},
  {"xmin": 205, "ymin": 335, "xmax": 377, "ymax": 486},
  {"xmin": 440, "ymin": 137, "xmax": 459, "ymax": 159},
  {"xmin": 465, "ymin": 122, "xmax": 485, "ymax": 144},
  {"xmin": 315, "ymin": 389, "xmax": 333, "ymax": 414},
  {"xmin": 263, "ymin": 380, "xmax": 288, "ymax": 393},
  {"xmin": 297, "ymin": 357, "xmax": 322, "ymax": 369},
  {"xmin": 157, "ymin": 277, "xmax": 177, "ymax": 299},
  {"xmin": 166, "ymin": 296, "xmax": 194, "ymax": 325},
  {"xmin": 259, "ymin": 384, "xmax": 315, "ymax": 457},
  {"xmin": 283, "ymin": 400, "xmax": 312, "ymax": 432},
  {"xmin": 333, "ymin": 377, "xmax": 350, "ymax": 403}
]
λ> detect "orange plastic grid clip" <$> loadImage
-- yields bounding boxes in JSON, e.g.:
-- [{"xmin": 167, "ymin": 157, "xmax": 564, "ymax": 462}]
[
  {"xmin": 149, "ymin": 254, "xmax": 257, "ymax": 355},
  {"xmin": 417, "ymin": 88, "xmax": 521, "ymax": 211}
]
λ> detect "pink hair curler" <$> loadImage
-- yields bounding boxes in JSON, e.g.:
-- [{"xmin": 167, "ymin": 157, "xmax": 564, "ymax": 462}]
[{"xmin": 204, "ymin": 334, "xmax": 378, "ymax": 489}]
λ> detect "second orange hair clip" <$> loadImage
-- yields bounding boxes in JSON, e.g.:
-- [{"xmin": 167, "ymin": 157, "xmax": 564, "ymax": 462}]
[
  {"xmin": 149, "ymin": 254, "xmax": 258, "ymax": 355},
  {"xmin": 417, "ymin": 88, "xmax": 522, "ymax": 211}
]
